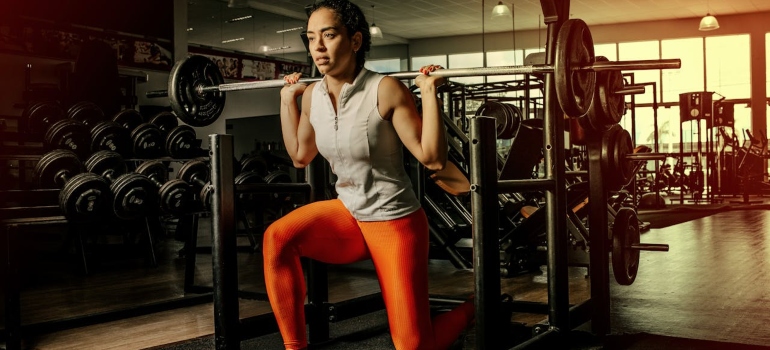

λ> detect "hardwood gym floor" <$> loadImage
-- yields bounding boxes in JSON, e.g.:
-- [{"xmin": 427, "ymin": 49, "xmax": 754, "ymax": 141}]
[{"xmin": 4, "ymin": 201, "xmax": 770, "ymax": 349}]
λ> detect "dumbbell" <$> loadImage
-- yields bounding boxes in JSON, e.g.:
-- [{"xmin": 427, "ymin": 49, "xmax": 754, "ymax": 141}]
[
  {"xmin": 135, "ymin": 160, "xmax": 194, "ymax": 215},
  {"xmin": 84, "ymin": 150, "xmax": 157, "ymax": 220},
  {"xmin": 107, "ymin": 109, "xmax": 162, "ymax": 158},
  {"xmin": 176, "ymin": 159, "xmax": 210, "ymax": 208},
  {"xmin": 33, "ymin": 149, "xmax": 111, "ymax": 221},
  {"xmin": 23, "ymin": 100, "xmax": 65, "ymax": 134},
  {"xmin": 68, "ymin": 101, "xmax": 105, "ymax": 128},
  {"xmin": 43, "ymin": 119, "xmax": 91, "ymax": 159},
  {"xmin": 149, "ymin": 111, "xmax": 200, "ymax": 159}
]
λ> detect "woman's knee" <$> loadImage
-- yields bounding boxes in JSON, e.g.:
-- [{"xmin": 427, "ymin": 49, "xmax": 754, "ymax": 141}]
[{"xmin": 261, "ymin": 221, "xmax": 296, "ymax": 261}]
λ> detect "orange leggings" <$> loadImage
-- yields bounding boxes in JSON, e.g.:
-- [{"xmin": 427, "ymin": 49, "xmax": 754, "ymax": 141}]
[{"xmin": 262, "ymin": 199, "xmax": 474, "ymax": 350}]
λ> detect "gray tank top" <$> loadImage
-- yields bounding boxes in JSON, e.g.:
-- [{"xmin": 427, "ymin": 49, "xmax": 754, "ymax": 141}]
[{"xmin": 309, "ymin": 68, "xmax": 421, "ymax": 221}]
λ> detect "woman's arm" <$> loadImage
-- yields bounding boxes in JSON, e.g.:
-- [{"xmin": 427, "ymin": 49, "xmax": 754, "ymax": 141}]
[
  {"xmin": 382, "ymin": 67, "xmax": 447, "ymax": 171},
  {"xmin": 280, "ymin": 74, "xmax": 318, "ymax": 168}
]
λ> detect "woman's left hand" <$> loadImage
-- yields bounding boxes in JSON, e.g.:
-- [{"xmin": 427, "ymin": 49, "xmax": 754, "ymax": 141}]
[{"xmin": 415, "ymin": 64, "xmax": 445, "ymax": 90}]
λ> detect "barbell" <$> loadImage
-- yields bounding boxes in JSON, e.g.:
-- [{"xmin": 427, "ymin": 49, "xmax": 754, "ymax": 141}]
[{"xmin": 146, "ymin": 19, "xmax": 680, "ymax": 127}]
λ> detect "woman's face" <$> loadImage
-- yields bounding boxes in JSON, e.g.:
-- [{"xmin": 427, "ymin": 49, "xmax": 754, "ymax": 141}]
[{"xmin": 306, "ymin": 7, "xmax": 361, "ymax": 77}]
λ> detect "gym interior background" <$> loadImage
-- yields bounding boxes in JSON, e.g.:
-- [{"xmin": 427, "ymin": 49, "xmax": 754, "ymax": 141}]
[{"xmin": 2, "ymin": 0, "xmax": 770, "ymax": 349}]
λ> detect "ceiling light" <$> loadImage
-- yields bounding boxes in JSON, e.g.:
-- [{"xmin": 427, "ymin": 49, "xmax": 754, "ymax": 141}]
[
  {"xmin": 264, "ymin": 46, "xmax": 291, "ymax": 52},
  {"xmin": 370, "ymin": 5, "xmax": 383, "ymax": 39},
  {"xmin": 370, "ymin": 24, "xmax": 383, "ymax": 39},
  {"xmin": 221, "ymin": 37, "xmax": 245, "ymax": 44},
  {"xmin": 186, "ymin": 27, "xmax": 193, "ymax": 32},
  {"xmin": 491, "ymin": 1, "xmax": 511, "ymax": 19},
  {"xmin": 259, "ymin": 45, "xmax": 270, "ymax": 52},
  {"xmin": 225, "ymin": 15, "xmax": 252, "ymax": 23},
  {"xmin": 698, "ymin": 14, "xmax": 719, "ymax": 31},
  {"xmin": 276, "ymin": 26, "xmax": 304, "ymax": 34}
]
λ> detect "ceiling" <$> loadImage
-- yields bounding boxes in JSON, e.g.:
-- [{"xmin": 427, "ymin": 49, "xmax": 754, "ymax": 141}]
[{"xmin": 187, "ymin": 0, "xmax": 770, "ymax": 57}]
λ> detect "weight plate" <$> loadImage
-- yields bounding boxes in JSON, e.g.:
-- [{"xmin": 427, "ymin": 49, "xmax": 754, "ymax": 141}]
[
  {"xmin": 614, "ymin": 128, "xmax": 635, "ymax": 188},
  {"xmin": 85, "ymin": 150, "xmax": 127, "ymax": 179},
  {"xmin": 112, "ymin": 109, "xmax": 144, "ymax": 131},
  {"xmin": 474, "ymin": 101, "xmax": 508, "ymax": 139},
  {"xmin": 158, "ymin": 179, "xmax": 193, "ymax": 214},
  {"xmin": 500, "ymin": 103, "xmax": 523, "ymax": 140},
  {"xmin": 165, "ymin": 125, "xmax": 198, "ymax": 159},
  {"xmin": 240, "ymin": 155, "xmax": 269, "ymax": 177},
  {"xmin": 554, "ymin": 19, "xmax": 596, "ymax": 118},
  {"xmin": 600, "ymin": 125, "xmax": 621, "ymax": 191},
  {"xmin": 597, "ymin": 69, "xmax": 625, "ymax": 126},
  {"xmin": 169, "ymin": 55, "xmax": 226, "ymax": 127},
  {"xmin": 199, "ymin": 182, "xmax": 213, "ymax": 209},
  {"xmin": 90, "ymin": 121, "xmax": 131, "ymax": 156},
  {"xmin": 33, "ymin": 150, "xmax": 82, "ymax": 188},
  {"xmin": 130, "ymin": 123, "xmax": 164, "ymax": 159},
  {"xmin": 235, "ymin": 171, "xmax": 268, "ymax": 210},
  {"xmin": 150, "ymin": 111, "xmax": 179, "ymax": 134},
  {"xmin": 68, "ymin": 101, "xmax": 104, "ymax": 127},
  {"xmin": 135, "ymin": 160, "xmax": 169, "ymax": 183},
  {"xmin": 26, "ymin": 101, "xmax": 65, "ymax": 134},
  {"xmin": 110, "ymin": 173, "xmax": 156, "ymax": 220},
  {"xmin": 59, "ymin": 172, "xmax": 110, "ymax": 221},
  {"xmin": 612, "ymin": 207, "xmax": 640, "ymax": 285}
]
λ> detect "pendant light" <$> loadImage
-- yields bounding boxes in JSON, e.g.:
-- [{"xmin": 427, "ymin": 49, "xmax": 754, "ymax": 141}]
[
  {"xmin": 491, "ymin": 1, "xmax": 512, "ymax": 19},
  {"xmin": 698, "ymin": 0, "xmax": 719, "ymax": 31},
  {"xmin": 370, "ymin": 5, "xmax": 383, "ymax": 38}
]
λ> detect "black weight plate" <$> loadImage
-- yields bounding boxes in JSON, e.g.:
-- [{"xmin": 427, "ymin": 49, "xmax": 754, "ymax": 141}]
[
  {"xmin": 554, "ymin": 19, "xmax": 596, "ymax": 118},
  {"xmin": 500, "ymin": 103, "xmax": 523, "ymax": 140},
  {"xmin": 235, "ymin": 171, "xmax": 268, "ymax": 209},
  {"xmin": 112, "ymin": 109, "xmax": 144, "ymax": 131},
  {"xmin": 135, "ymin": 160, "xmax": 169, "ymax": 183},
  {"xmin": 597, "ymin": 69, "xmax": 625, "ymax": 126},
  {"xmin": 165, "ymin": 125, "xmax": 198, "ymax": 159},
  {"xmin": 150, "ymin": 111, "xmax": 179, "ymax": 134},
  {"xmin": 111, "ymin": 173, "xmax": 156, "ymax": 220},
  {"xmin": 614, "ymin": 128, "xmax": 635, "ymax": 188},
  {"xmin": 90, "ymin": 121, "xmax": 131, "ymax": 156},
  {"xmin": 130, "ymin": 123, "xmax": 164, "ymax": 159},
  {"xmin": 85, "ymin": 150, "xmax": 127, "ymax": 180},
  {"xmin": 67, "ymin": 101, "xmax": 90, "ymax": 117},
  {"xmin": 240, "ymin": 155, "xmax": 268, "ymax": 177},
  {"xmin": 601, "ymin": 125, "xmax": 621, "ymax": 191},
  {"xmin": 33, "ymin": 150, "xmax": 82, "ymax": 188},
  {"xmin": 158, "ymin": 179, "xmax": 193, "ymax": 214},
  {"xmin": 44, "ymin": 119, "xmax": 90, "ymax": 159},
  {"xmin": 199, "ymin": 182, "xmax": 213, "ymax": 209},
  {"xmin": 169, "ymin": 55, "xmax": 226, "ymax": 127},
  {"xmin": 474, "ymin": 101, "xmax": 508, "ymax": 139},
  {"xmin": 177, "ymin": 159, "xmax": 209, "ymax": 187},
  {"xmin": 68, "ymin": 101, "xmax": 104, "ymax": 127},
  {"xmin": 264, "ymin": 170, "xmax": 291, "ymax": 184},
  {"xmin": 612, "ymin": 207, "xmax": 640, "ymax": 285},
  {"xmin": 26, "ymin": 101, "xmax": 65, "ymax": 134},
  {"xmin": 59, "ymin": 172, "xmax": 110, "ymax": 221}
]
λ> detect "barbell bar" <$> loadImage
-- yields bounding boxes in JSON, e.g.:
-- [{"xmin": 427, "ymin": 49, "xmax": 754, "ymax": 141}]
[
  {"xmin": 147, "ymin": 59, "xmax": 677, "ymax": 96},
  {"xmin": 145, "ymin": 19, "xmax": 679, "ymax": 127}
]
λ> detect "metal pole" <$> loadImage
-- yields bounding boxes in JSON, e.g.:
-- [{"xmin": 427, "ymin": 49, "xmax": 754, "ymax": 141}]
[
  {"xmin": 210, "ymin": 134, "xmax": 240, "ymax": 350},
  {"xmin": 306, "ymin": 155, "xmax": 330, "ymax": 344},
  {"xmin": 469, "ymin": 116, "xmax": 502, "ymax": 349},
  {"xmin": 541, "ymin": 0, "xmax": 570, "ymax": 333}
]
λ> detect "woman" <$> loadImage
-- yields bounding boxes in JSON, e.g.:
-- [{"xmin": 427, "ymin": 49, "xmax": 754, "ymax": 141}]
[{"xmin": 264, "ymin": 0, "xmax": 474, "ymax": 349}]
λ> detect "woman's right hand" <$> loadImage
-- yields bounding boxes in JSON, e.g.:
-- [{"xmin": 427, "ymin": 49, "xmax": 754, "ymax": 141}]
[{"xmin": 281, "ymin": 72, "xmax": 307, "ymax": 100}]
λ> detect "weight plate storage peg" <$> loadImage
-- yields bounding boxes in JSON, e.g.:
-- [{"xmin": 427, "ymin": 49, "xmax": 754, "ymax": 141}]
[
  {"xmin": 169, "ymin": 55, "xmax": 226, "ymax": 127},
  {"xmin": 33, "ymin": 149, "xmax": 110, "ymax": 221}
]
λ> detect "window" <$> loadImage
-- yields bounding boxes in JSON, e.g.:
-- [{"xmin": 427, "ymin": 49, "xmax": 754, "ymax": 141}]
[
  {"xmin": 661, "ymin": 38, "xmax": 704, "ymax": 103},
  {"xmin": 365, "ymin": 58, "xmax": 401, "ymax": 73},
  {"xmin": 594, "ymin": 43, "xmax": 617, "ymax": 61},
  {"xmin": 706, "ymin": 35, "xmax": 750, "ymax": 99},
  {"xmin": 619, "ymin": 40, "xmax": 660, "ymax": 105},
  {"xmin": 486, "ymin": 50, "xmax": 524, "ymax": 83},
  {"xmin": 411, "ymin": 55, "xmax": 447, "ymax": 72}
]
